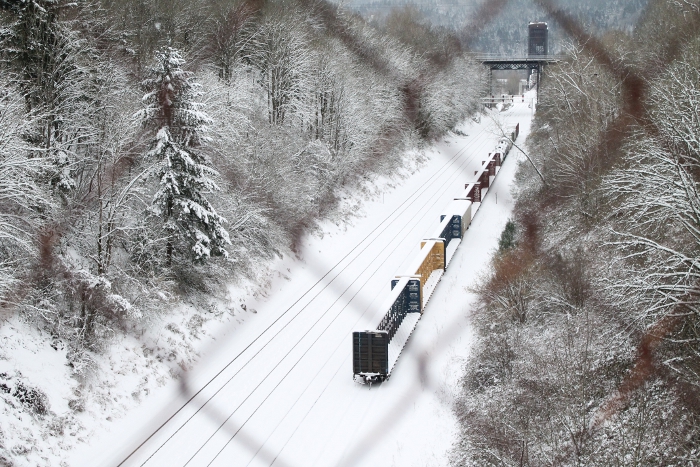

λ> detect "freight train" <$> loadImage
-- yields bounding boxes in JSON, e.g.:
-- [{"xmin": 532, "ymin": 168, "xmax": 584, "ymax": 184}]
[{"xmin": 352, "ymin": 123, "xmax": 519, "ymax": 384}]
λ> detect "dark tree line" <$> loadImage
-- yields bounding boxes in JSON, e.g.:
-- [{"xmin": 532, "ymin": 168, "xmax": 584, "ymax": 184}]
[{"xmin": 344, "ymin": 0, "xmax": 648, "ymax": 55}]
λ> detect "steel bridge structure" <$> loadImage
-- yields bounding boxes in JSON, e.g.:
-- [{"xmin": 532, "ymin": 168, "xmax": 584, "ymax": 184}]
[{"xmin": 475, "ymin": 54, "xmax": 563, "ymax": 96}]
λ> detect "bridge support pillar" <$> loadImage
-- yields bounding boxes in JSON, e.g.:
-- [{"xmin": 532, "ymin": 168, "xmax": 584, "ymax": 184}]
[{"xmin": 487, "ymin": 67, "xmax": 492, "ymax": 96}]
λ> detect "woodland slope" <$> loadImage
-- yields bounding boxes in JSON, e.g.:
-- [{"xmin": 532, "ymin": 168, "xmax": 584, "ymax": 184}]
[
  {"xmin": 0, "ymin": 0, "xmax": 482, "ymax": 464},
  {"xmin": 452, "ymin": 1, "xmax": 700, "ymax": 465}
]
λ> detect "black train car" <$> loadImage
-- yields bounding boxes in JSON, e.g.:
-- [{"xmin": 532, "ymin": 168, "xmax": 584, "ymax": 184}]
[
  {"xmin": 352, "ymin": 331, "xmax": 389, "ymax": 381},
  {"xmin": 353, "ymin": 277, "xmax": 421, "ymax": 383}
]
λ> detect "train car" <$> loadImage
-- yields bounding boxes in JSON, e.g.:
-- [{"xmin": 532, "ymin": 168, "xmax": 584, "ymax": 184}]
[
  {"xmin": 352, "ymin": 123, "xmax": 519, "ymax": 383},
  {"xmin": 466, "ymin": 149, "xmax": 504, "ymax": 203},
  {"xmin": 452, "ymin": 199, "xmax": 474, "ymax": 235},
  {"xmin": 487, "ymin": 159, "xmax": 497, "ymax": 177},
  {"xmin": 428, "ymin": 214, "xmax": 458, "ymax": 249},
  {"xmin": 439, "ymin": 199, "xmax": 473, "ymax": 266},
  {"xmin": 497, "ymin": 123, "xmax": 519, "ymax": 160},
  {"xmin": 476, "ymin": 169, "xmax": 490, "ymax": 192},
  {"xmin": 462, "ymin": 182, "xmax": 481, "ymax": 203},
  {"xmin": 353, "ymin": 277, "xmax": 421, "ymax": 383},
  {"xmin": 352, "ymin": 330, "xmax": 388, "ymax": 382},
  {"xmin": 497, "ymin": 138, "xmax": 513, "ymax": 158},
  {"xmin": 410, "ymin": 239, "xmax": 445, "ymax": 307}
]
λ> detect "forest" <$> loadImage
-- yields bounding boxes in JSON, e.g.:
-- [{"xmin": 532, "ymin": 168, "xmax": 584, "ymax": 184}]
[
  {"xmin": 0, "ymin": 0, "xmax": 483, "ymax": 463},
  {"xmin": 452, "ymin": 0, "xmax": 700, "ymax": 465}
]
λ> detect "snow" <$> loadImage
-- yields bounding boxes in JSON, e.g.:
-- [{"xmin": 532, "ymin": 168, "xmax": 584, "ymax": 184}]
[
  {"xmin": 421, "ymin": 268, "xmax": 444, "ymax": 308},
  {"xmin": 445, "ymin": 238, "xmax": 461, "ymax": 265},
  {"xmin": 66, "ymin": 93, "xmax": 534, "ymax": 467},
  {"xmin": 387, "ymin": 313, "xmax": 420, "ymax": 373},
  {"xmin": 0, "ymin": 324, "xmax": 75, "ymax": 416},
  {"xmin": 0, "ymin": 321, "xmax": 81, "ymax": 466}
]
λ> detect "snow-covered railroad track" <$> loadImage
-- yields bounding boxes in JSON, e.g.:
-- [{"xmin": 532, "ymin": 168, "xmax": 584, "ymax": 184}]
[
  {"xmin": 187, "ymin": 138, "xmax": 496, "ymax": 467},
  {"xmin": 79, "ymin": 101, "xmax": 530, "ymax": 467},
  {"xmin": 120, "ymin": 122, "xmax": 495, "ymax": 467}
]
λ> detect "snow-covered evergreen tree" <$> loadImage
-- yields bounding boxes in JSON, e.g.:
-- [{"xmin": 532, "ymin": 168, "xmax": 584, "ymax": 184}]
[{"xmin": 139, "ymin": 47, "xmax": 230, "ymax": 262}]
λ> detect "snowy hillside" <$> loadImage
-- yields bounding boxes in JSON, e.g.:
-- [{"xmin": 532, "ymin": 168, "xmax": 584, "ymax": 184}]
[{"xmin": 0, "ymin": 1, "xmax": 486, "ymax": 465}]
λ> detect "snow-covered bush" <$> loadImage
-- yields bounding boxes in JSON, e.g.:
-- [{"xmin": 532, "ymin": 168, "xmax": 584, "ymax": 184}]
[{"xmin": 12, "ymin": 382, "xmax": 50, "ymax": 416}]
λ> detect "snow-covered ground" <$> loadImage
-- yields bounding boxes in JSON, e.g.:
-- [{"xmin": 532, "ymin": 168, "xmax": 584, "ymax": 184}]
[{"xmin": 67, "ymin": 96, "xmax": 533, "ymax": 467}]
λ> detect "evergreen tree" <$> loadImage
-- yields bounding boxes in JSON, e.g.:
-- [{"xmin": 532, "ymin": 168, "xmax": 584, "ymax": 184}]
[
  {"xmin": 497, "ymin": 220, "xmax": 516, "ymax": 252},
  {"xmin": 139, "ymin": 47, "xmax": 230, "ymax": 263}
]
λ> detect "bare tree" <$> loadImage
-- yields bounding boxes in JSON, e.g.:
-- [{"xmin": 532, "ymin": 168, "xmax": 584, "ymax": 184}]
[
  {"xmin": 0, "ymin": 82, "xmax": 52, "ymax": 301},
  {"xmin": 250, "ymin": 10, "xmax": 314, "ymax": 126}
]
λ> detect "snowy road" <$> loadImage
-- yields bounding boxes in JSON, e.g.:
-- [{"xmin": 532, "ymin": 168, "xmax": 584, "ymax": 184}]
[{"xmin": 74, "ymin": 97, "xmax": 533, "ymax": 467}]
